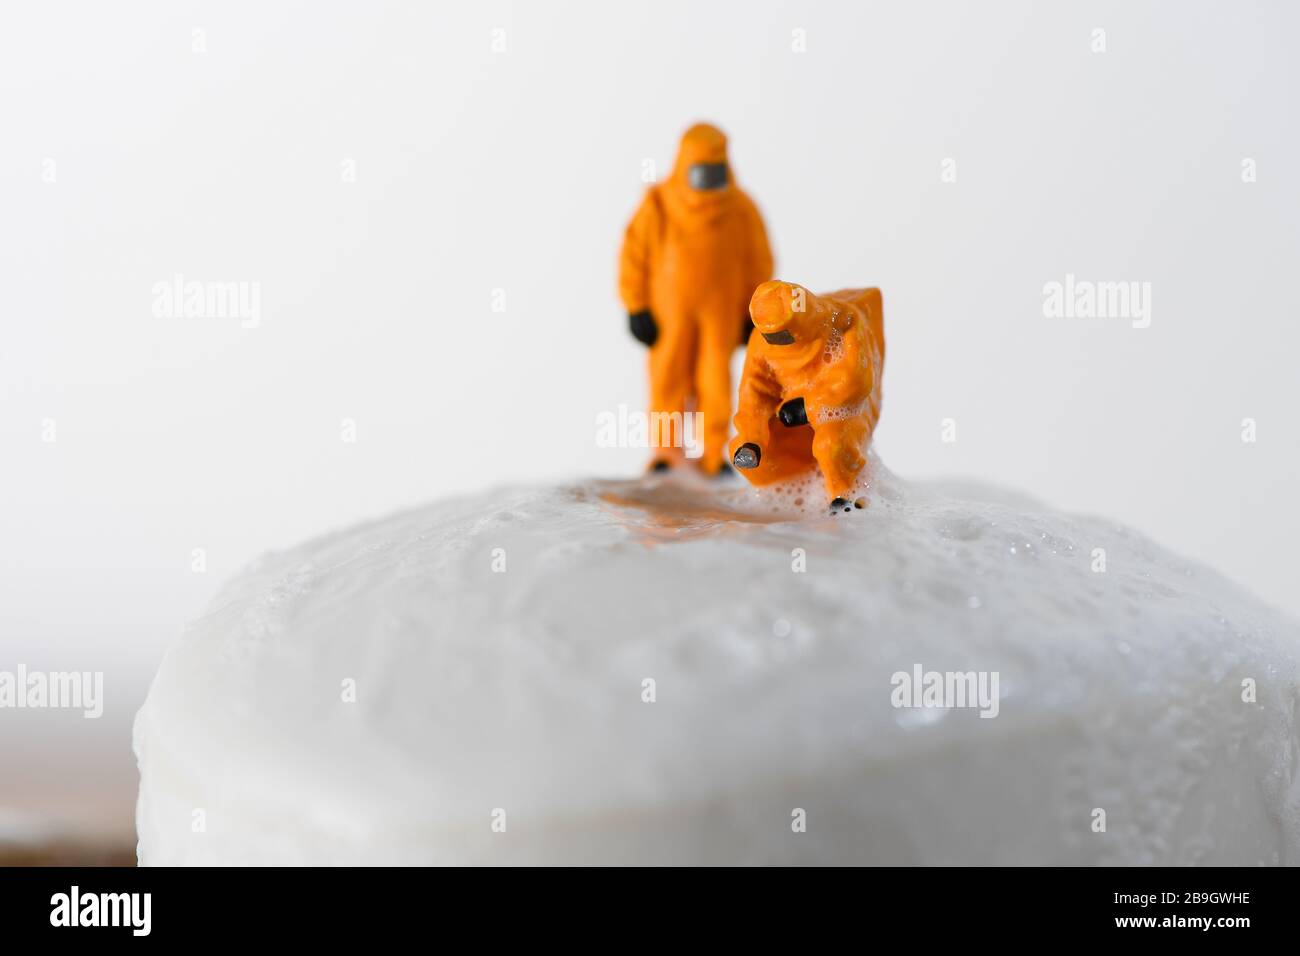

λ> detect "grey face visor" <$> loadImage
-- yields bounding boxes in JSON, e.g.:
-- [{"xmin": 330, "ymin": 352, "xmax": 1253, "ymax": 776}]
[
  {"xmin": 687, "ymin": 162, "xmax": 728, "ymax": 191},
  {"xmin": 761, "ymin": 330, "xmax": 796, "ymax": 345}
]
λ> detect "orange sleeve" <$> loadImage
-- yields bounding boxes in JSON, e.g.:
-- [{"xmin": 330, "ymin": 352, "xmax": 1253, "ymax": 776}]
[
  {"xmin": 618, "ymin": 189, "xmax": 659, "ymax": 314},
  {"xmin": 733, "ymin": 342, "xmax": 781, "ymax": 446}
]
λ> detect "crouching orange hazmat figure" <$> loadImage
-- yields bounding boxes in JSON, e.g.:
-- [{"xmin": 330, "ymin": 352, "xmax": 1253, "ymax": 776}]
[
  {"xmin": 618, "ymin": 123, "xmax": 773, "ymax": 474},
  {"xmin": 729, "ymin": 280, "xmax": 885, "ymax": 512}
]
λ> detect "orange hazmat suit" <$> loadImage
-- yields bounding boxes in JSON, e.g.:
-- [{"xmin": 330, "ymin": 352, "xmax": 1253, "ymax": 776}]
[
  {"xmin": 618, "ymin": 123, "xmax": 773, "ymax": 474},
  {"xmin": 729, "ymin": 280, "xmax": 885, "ymax": 511}
]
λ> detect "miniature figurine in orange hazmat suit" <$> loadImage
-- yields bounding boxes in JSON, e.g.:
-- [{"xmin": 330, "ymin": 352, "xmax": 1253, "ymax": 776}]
[
  {"xmin": 618, "ymin": 123, "xmax": 773, "ymax": 474},
  {"xmin": 729, "ymin": 280, "xmax": 885, "ymax": 513}
]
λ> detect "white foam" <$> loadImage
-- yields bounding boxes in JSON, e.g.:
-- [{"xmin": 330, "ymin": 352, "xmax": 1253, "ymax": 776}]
[{"xmin": 134, "ymin": 459, "xmax": 1300, "ymax": 864}]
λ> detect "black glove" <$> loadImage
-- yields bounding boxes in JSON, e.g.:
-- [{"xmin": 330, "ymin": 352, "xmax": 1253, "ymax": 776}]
[
  {"xmin": 629, "ymin": 310, "xmax": 657, "ymax": 347},
  {"xmin": 733, "ymin": 442, "xmax": 761, "ymax": 469},
  {"xmin": 778, "ymin": 397, "xmax": 808, "ymax": 427}
]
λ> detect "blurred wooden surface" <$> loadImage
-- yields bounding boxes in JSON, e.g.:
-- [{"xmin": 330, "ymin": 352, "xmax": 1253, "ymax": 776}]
[{"xmin": 0, "ymin": 840, "xmax": 136, "ymax": 867}]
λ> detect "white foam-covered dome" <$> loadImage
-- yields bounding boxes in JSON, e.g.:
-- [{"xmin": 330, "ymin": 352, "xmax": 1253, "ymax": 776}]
[{"xmin": 134, "ymin": 462, "xmax": 1300, "ymax": 864}]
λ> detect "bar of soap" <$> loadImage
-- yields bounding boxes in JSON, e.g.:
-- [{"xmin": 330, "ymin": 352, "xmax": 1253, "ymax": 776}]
[{"xmin": 134, "ymin": 465, "xmax": 1300, "ymax": 864}]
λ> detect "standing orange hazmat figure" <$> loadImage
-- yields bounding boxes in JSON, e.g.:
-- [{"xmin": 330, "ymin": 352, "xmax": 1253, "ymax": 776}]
[
  {"xmin": 618, "ymin": 123, "xmax": 773, "ymax": 474},
  {"xmin": 729, "ymin": 280, "xmax": 885, "ymax": 513}
]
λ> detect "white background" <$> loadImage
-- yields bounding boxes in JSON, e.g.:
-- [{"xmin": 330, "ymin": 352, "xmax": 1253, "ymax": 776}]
[{"xmin": 2, "ymin": 0, "xmax": 1298, "ymax": 842}]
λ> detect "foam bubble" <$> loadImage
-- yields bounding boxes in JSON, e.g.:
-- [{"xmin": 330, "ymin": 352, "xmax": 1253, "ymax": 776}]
[
  {"xmin": 748, "ymin": 458, "xmax": 875, "ymax": 517},
  {"xmin": 822, "ymin": 323, "xmax": 844, "ymax": 364},
  {"xmin": 813, "ymin": 398, "xmax": 870, "ymax": 425}
]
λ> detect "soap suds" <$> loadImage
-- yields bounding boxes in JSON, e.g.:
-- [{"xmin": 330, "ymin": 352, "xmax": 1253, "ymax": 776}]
[{"xmin": 134, "ymin": 458, "xmax": 1300, "ymax": 865}]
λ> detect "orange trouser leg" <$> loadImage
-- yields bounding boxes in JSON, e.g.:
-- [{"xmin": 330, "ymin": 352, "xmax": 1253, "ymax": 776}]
[
  {"xmin": 811, "ymin": 416, "xmax": 870, "ymax": 500},
  {"xmin": 694, "ymin": 314, "xmax": 738, "ymax": 474},
  {"xmin": 647, "ymin": 310, "xmax": 696, "ymax": 466}
]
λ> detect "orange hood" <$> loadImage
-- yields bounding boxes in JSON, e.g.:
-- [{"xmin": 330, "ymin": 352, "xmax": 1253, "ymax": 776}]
[
  {"xmin": 750, "ymin": 280, "xmax": 829, "ymax": 346},
  {"xmin": 660, "ymin": 122, "xmax": 737, "ymax": 222}
]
